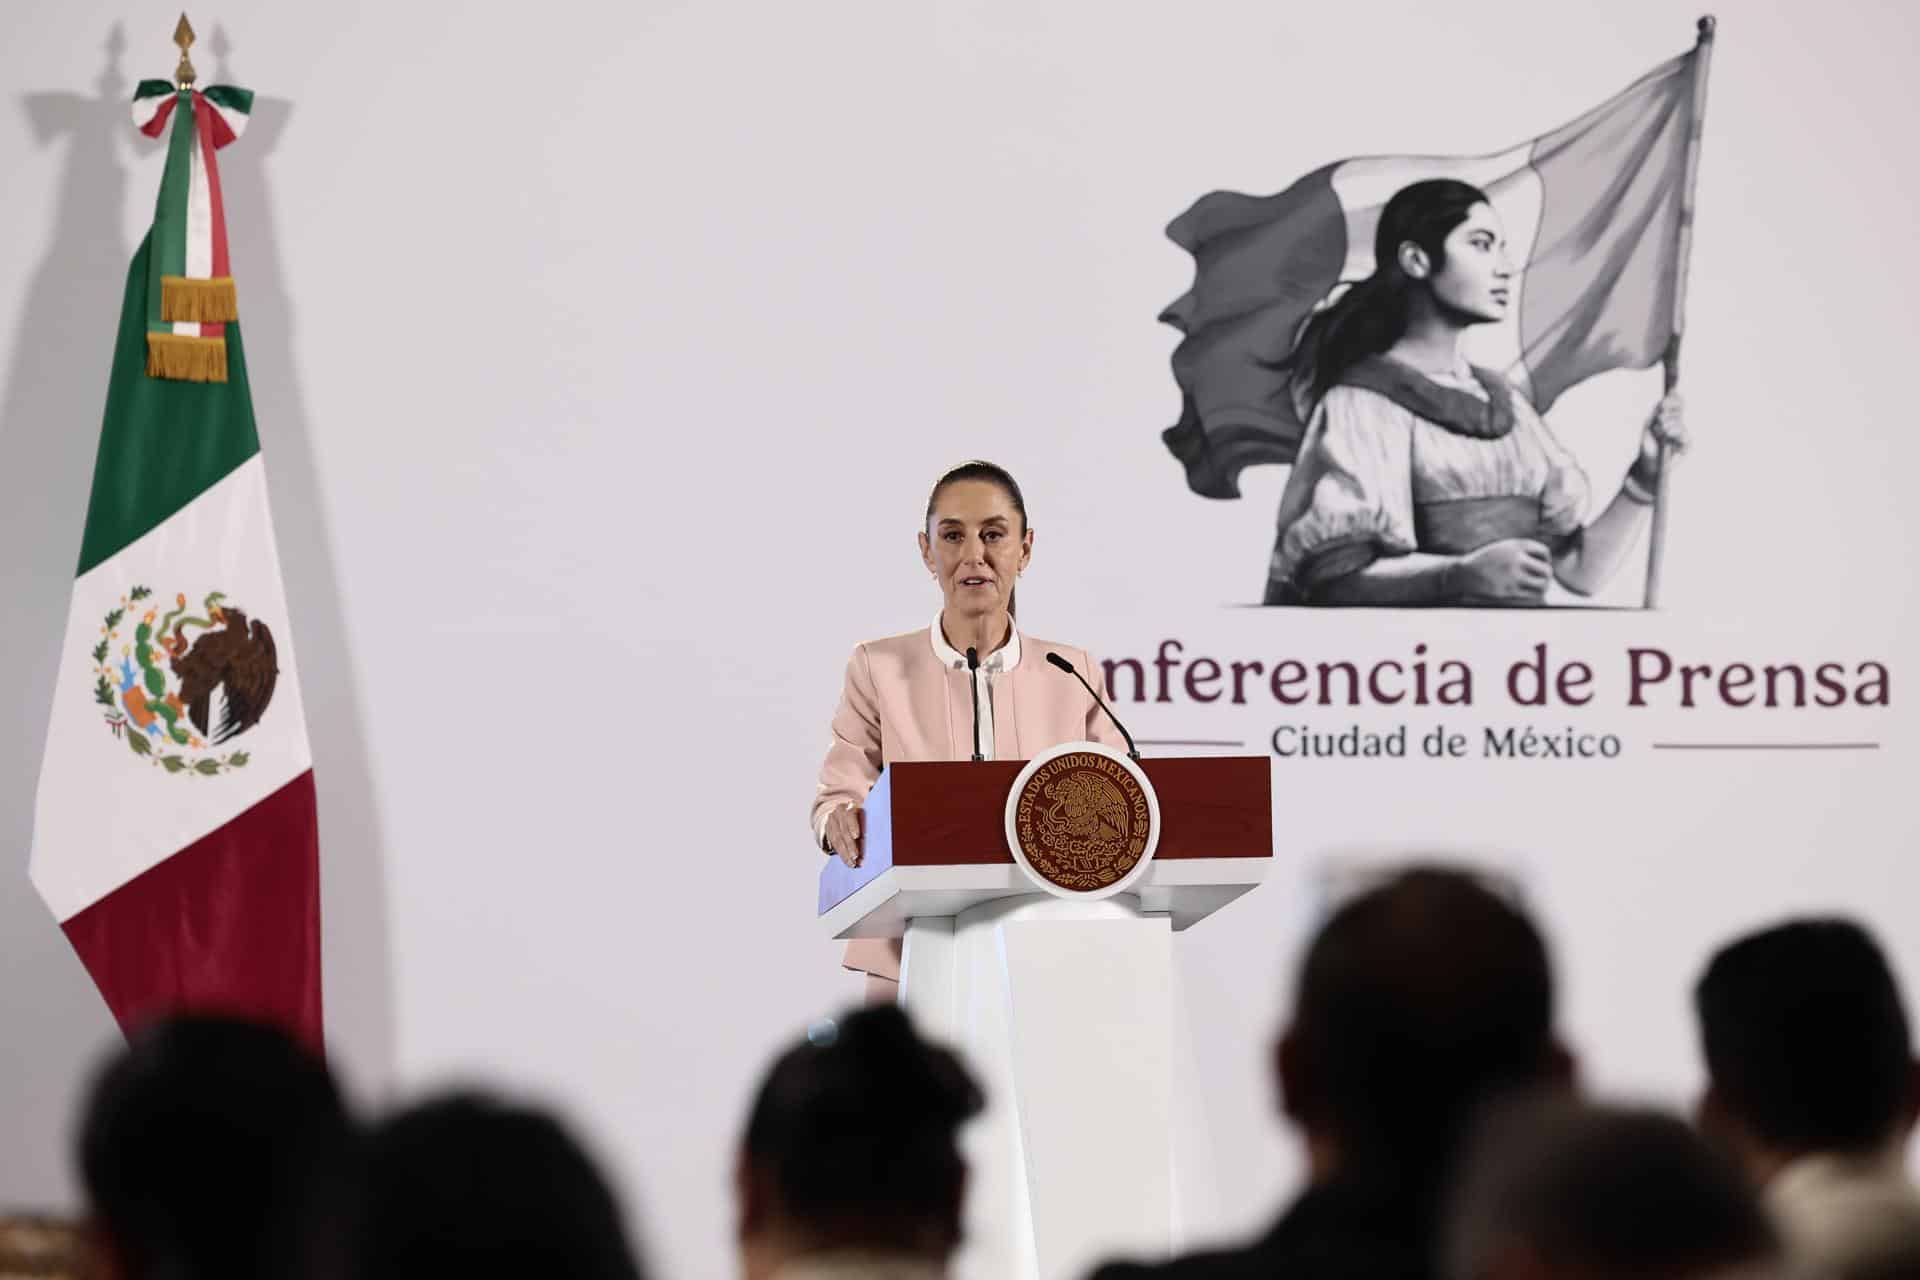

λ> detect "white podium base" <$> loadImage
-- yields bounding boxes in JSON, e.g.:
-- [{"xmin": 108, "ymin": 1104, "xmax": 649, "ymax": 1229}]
[{"xmin": 900, "ymin": 893, "xmax": 1173, "ymax": 1280}]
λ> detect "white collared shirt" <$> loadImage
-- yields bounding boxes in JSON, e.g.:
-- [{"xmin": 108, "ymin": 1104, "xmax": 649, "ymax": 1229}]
[{"xmin": 927, "ymin": 610, "xmax": 1019, "ymax": 763}]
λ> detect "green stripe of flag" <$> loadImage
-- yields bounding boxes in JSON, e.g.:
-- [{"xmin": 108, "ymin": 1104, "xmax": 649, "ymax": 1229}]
[
  {"xmin": 147, "ymin": 91, "xmax": 195, "ymax": 334},
  {"xmin": 78, "ymin": 232, "xmax": 260, "ymax": 576}
]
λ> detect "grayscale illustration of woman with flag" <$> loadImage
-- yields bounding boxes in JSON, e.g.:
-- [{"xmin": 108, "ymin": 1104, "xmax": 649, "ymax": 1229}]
[{"xmin": 1160, "ymin": 20, "xmax": 1716, "ymax": 607}]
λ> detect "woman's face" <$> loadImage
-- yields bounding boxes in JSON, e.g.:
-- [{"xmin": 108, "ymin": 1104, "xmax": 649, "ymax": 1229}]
[
  {"xmin": 919, "ymin": 479, "xmax": 1031, "ymax": 625},
  {"xmin": 1428, "ymin": 202, "xmax": 1514, "ymax": 324}
]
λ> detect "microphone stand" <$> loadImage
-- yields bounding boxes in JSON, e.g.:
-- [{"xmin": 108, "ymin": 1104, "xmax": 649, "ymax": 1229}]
[
  {"xmin": 1044, "ymin": 652, "xmax": 1140, "ymax": 760},
  {"xmin": 965, "ymin": 646, "xmax": 985, "ymax": 762}
]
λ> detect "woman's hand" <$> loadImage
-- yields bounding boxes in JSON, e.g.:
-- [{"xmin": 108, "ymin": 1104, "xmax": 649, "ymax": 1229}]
[
  {"xmin": 1634, "ymin": 390, "xmax": 1689, "ymax": 479},
  {"xmin": 824, "ymin": 804, "xmax": 864, "ymax": 868},
  {"xmin": 1451, "ymin": 539, "xmax": 1553, "ymax": 603}
]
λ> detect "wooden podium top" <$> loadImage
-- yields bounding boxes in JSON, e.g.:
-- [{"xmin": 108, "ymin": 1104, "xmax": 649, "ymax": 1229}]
[{"xmin": 818, "ymin": 755, "xmax": 1271, "ymax": 937}]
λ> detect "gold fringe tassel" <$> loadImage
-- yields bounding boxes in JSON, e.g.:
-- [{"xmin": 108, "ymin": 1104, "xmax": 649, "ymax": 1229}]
[
  {"xmin": 159, "ymin": 275, "xmax": 238, "ymax": 324},
  {"xmin": 146, "ymin": 332, "xmax": 229, "ymax": 383}
]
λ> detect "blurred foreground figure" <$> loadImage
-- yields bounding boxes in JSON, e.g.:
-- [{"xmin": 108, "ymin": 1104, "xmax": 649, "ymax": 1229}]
[
  {"xmin": 1445, "ymin": 1100, "xmax": 1780, "ymax": 1280},
  {"xmin": 1091, "ymin": 865, "xmax": 1572, "ymax": 1280},
  {"xmin": 358, "ymin": 1093, "xmax": 647, "ymax": 1280},
  {"xmin": 1696, "ymin": 918, "xmax": 1920, "ymax": 1279},
  {"xmin": 736, "ymin": 1006, "xmax": 984, "ymax": 1280},
  {"xmin": 77, "ymin": 1014, "xmax": 357, "ymax": 1280}
]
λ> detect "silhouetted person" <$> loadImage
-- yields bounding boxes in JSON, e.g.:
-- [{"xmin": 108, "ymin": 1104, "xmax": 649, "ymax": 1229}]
[
  {"xmin": 358, "ymin": 1092, "xmax": 647, "ymax": 1280},
  {"xmin": 77, "ymin": 1013, "xmax": 356, "ymax": 1280},
  {"xmin": 1696, "ymin": 918, "xmax": 1920, "ymax": 1279},
  {"xmin": 1091, "ymin": 866, "xmax": 1572, "ymax": 1280},
  {"xmin": 737, "ymin": 1005, "xmax": 985, "ymax": 1280},
  {"xmin": 1445, "ymin": 1099, "xmax": 1779, "ymax": 1280}
]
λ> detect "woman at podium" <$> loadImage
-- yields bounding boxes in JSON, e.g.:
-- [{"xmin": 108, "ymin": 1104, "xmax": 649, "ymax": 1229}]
[{"xmin": 812, "ymin": 461, "xmax": 1128, "ymax": 998}]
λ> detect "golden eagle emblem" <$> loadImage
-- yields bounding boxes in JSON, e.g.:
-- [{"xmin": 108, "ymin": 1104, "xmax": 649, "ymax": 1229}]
[
  {"xmin": 1034, "ymin": 772, "xmax": 1132, "ymax": 867},
  {"xmin": 89, "ymin": 588, "xmax": 278, "ymax": 777},
  {"xmin": 1011, "ymin": 750, "xmax": 1155, "ymax": 893}
]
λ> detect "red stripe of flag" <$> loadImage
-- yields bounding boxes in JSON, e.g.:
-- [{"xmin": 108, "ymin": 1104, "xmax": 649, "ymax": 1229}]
[
  {"xmin": 193, "ymin": 93, "xmax": 232, "ymax": 340},
  {"xmin": 60, "ymin": 771, "xmax": 324, "ymax": 1057}
]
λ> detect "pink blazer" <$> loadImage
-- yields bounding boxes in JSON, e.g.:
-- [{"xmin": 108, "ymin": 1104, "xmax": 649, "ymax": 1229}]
[{"xmin": 813, "ymin": 626, "xmax": 1128, "ymax": 979}]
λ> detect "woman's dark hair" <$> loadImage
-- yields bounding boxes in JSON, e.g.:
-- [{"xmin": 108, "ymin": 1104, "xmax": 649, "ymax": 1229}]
[
  {"xmin": 924, "ymin": 460, "xmax": 1028, "ymax": 533},
  {"xmin": 359, "ymin": 1093, "xmax": 646, "ymax": 1280},
  {"xmin": 1281, "ymin": 178, "xmax": 1491, "ymax": 408},
  {"xmin": 741, "ymin": 1006, "xmax": 984, "ymax": 1252},
  {"xmin": 924, "ymin": 460, "xmax": 1029, "ymax": 617}
]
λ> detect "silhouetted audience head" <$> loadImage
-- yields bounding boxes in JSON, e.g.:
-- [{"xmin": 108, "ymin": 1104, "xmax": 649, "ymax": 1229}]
[
  {"xmin": 736, "ymin": 1005, "xmax": 983, "ymax": 1278},
  {"xmin": 77, "ymin": 1013, "xmax": 356, "ymax": 1280},
  {"xmin": 1695, "ymin": 917, "xmax": 1920, "ymax": 1280},
  {"xmin": 358, "ymin": 1092, "xmax": 645, "ymax": 1280},
  {"xmin": 1278, "ymin": 867, "xmax": 1569, "ymax": 1217},
  {"xmin": 1446, "ymin": 1100, "xmax": 1779, "ymax": 1280},
  {"xmin": 1696, "ymin": 918, "xmax": 1918, "ymax": 1165}
]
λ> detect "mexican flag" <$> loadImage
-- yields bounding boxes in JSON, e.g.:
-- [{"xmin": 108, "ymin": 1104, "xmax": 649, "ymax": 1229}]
[
  {"xmin": 1161, "ymin": 34, "xmax": 1708, "ymax": 499},
  {"xmin": 29, "ymin": 80, "xmax": 321, "ymax": 1051}
]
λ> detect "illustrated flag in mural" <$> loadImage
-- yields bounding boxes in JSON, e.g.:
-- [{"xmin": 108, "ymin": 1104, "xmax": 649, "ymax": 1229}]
[
  {"xmin": 29, "ymin": 71, "xmax": 321, "ymax": 1051},
  {"xmin": 1161, "ymin": 44, "xmax": 1704, "ymax": 499}
]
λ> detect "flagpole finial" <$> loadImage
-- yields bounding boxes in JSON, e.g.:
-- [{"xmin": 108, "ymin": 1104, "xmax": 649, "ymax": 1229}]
[
  {"xmin": 1696, "ymin": 15, "xmax": 1717, "ymax": 42},
  {"xmin": 173, "ymin": 13, "xmax": 197, "ymax": 89}
]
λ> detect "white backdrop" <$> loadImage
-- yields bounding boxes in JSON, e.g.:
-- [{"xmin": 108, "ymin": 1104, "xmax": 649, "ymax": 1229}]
[{"xmin": 2, "ymin": 3, "xmax": 1915, "ymax": 1277}]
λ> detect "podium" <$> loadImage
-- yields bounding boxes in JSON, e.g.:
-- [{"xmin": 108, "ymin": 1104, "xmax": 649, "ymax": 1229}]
[{"xmin": 818, "ymin": 754, "xmax": 1272, "ymax": 1280}]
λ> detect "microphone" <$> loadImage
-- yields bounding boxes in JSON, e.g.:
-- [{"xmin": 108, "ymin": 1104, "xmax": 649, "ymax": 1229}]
[
  {"xmin": 965, "ymin": 647, "xmax": 985, "ymax": 762},
  {"xmin": 1045, "ymin": 651, "xmax": 1140, "ymax": 760}
]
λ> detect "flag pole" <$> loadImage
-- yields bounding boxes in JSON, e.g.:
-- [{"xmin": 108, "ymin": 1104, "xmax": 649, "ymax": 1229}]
[
  {"xmin": 173, "ymin": 13, "xmax": 198, "ymax": 89},
  {"xmin": 1643, "ymin": 14, "xmax": 1716, "ymax": 609}
]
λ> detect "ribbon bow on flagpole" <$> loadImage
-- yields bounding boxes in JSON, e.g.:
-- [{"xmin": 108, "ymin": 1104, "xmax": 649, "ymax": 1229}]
[{"xmin": 128, "ymin": 34, "xmax": 254, "ymax": 384}]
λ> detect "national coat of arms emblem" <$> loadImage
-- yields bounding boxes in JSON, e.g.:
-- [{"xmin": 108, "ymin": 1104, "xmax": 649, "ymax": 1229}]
[
  {"xmin": 88, "ymin": 587, "xmax": 279, "ymax": 776},
  {"xmin": 1006, "ymin": 743, "xmax": 1160, "ymax": 897}
]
